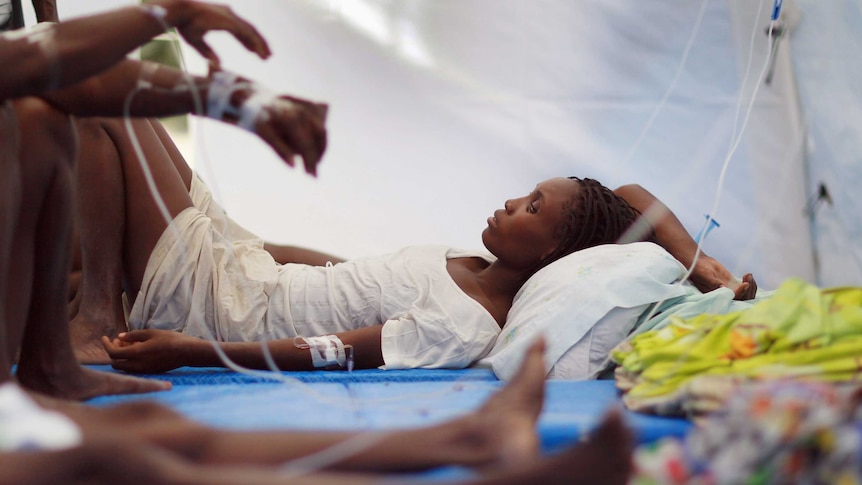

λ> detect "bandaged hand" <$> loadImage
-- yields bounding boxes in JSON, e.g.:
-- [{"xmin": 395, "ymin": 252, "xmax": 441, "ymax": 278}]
[
  {"xmin": 206, "ymin": 71, "xmax": 329, "ymax": 175},
  {"xmin": 102, "ymin": 329, "xmax": 205, "ymax": 374},
  {"xmin": 151, "ymin": 0, "xmax": 271, "ymax": 68},
  {"xmin": 689, "ymin": 254, "xmax": 758, "ymax": 301}
]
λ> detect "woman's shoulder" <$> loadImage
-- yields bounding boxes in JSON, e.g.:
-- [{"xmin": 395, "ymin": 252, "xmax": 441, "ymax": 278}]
[
  {"xmin": 399, "ymin": 245, "xmax": 496, "ymax": 264},
  {"xmin": 443, "ymin": 246, "xmax": 495, "ymax": 264}
]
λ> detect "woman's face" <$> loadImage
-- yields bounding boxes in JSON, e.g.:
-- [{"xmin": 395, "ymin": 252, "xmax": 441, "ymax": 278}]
[{"xmin": 482, "ymin": 177, "xmax": 580, "ymax": 270}]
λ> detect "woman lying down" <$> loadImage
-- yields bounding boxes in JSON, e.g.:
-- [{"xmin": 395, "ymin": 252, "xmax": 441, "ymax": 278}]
[{"xmin": 70, "ymin": 117, "xmax": 756, "ymax": 374}]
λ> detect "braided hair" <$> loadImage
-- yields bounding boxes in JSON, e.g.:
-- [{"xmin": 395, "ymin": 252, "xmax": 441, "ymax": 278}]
[{"xmin": 537, "ymin": 177, "xmax": 654, "ymax": 271}]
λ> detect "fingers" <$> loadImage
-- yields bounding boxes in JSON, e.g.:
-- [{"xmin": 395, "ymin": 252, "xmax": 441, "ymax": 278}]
[
  {"xmin": 732, "ymin": 273, "xmax": 758, "ymax": 301},
  {"xmin": 102, "ymin": 335, "xmax": 166, "ymax": 374},
  {"xmin": 117, "ymin": 330, "xmax": 156, "ymax": 343},
  {"xmin": 260, "ymin": 99, "xmax": 328, "ymax": 175},
  {"xmin": 110, "ymin": 359, "xmax": 153, "ymax": 374},
  {"xmin": 101, "ymin": 336, "xmax": 141, "ymax": 359},
  {"xmin": 226, "ymin": 14, "xmax": 271, "ymax": 59},
  {"xmin": 256, "ymin": 121, "xmax": 297, "ymax": 168},
  {"xmin": 279, "ymin": 100, "xmax": 326, "ymax": 175},
  {"xmin": 188, "ymin": 38, "xmax": 220, "ymax": 68},
  {"xmin": 176, "ymin": 4, "xmax": 270, "ymax": 61}
]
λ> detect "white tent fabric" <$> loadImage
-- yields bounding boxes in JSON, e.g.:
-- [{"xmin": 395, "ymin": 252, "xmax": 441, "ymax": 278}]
[
  {"xmin": 27, "ymin": 0, "xmax": 862, "ymax": 288},
  {"xmin": 789, "ymin": 0, "xmax": 862, "ymax": 287}
]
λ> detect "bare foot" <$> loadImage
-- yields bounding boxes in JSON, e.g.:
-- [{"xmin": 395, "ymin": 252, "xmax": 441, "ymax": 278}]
[
  {"xmin": 70, "ymin": 305, "xmax": 126, "ymax": 365},
  {"xmin": 16, "ymin": 364, "xmax": 170, "ymax": 401},
  {"xmin": 483, "ymin": 410, "xmax": 634, "ymax": 485},
  {"xmin": 466, "ymin": 339, "xmax": 547, "ymax": 469},
  {"xmin": 71, "ymin": 334, "xmax": 111, "ymax": 365}
]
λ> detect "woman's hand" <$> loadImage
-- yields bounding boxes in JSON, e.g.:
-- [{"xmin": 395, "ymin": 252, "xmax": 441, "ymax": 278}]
[
  {"xmin": 689, "ymin": 254, "xmax": 758, "ymax": 301},
  {"xmin": 102, "ymin": 329, "xmax": 206, "ymax": 374},
  {"xmin": 733, "ymin": 273, "xmax": 758, "ymax": 301}
]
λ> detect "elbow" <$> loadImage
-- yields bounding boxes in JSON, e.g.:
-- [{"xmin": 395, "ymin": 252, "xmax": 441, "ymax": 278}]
[{"xmin": 614, "ymin": 184, "xmax": 643, "ymax": 196}]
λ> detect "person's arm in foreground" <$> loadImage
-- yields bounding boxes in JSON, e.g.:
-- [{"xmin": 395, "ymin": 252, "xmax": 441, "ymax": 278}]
[
  {"xmin": 103, "ymin": 326, "xmax": 385, "ymax": 374},
  {"xmin": 614, "ymin": 184, "xmax": 756, "ymax": 299},
  {"xmin": 0, "ymin": 0, "xmax": 267, "ymax": 102},
  {"xmin": 4, "ymin": 0, "xmax": 326, "ymax": 173},
  {"xmin": 31, "ymin": 0, "xmax": 58, "ymax": 23}
]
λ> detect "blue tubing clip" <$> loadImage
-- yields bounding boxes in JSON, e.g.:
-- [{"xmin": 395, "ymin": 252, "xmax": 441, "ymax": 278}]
[
  {"xmin": 694, "ymin": 215, "xmax": 720, "ymax": 244},
  {"xmin": 771, "ymin": 0, "xmax": 783, "ymax": 21}
]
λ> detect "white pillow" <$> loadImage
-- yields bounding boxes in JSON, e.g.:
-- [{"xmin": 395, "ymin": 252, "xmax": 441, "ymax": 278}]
[{"xmin": 477, "ymin": 242, "xmax": 689, "ymax": 381}]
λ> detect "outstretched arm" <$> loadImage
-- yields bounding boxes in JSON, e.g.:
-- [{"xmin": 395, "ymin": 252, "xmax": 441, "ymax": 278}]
[
  {"xmin": 103, "ymin": 326, "xmax": 384, "ymax": 374},
  {"xmin": 0, "ymin": 0, "xmax": 268, "ymax": 102},
  {"xmin": 614, "ymin": 184, "xmax": 756, "ymax": 299},
  {"xmin": 20, "ymin": 0, "xmax": 326, "ymax": 174}
]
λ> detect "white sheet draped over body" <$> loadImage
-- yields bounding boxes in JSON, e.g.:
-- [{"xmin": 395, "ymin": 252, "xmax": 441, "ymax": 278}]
[{"xmin": 129, "ymin": 175, "xmax": 501, "ymax": 369}]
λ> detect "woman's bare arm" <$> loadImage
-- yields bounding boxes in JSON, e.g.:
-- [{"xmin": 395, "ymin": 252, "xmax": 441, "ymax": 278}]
[
  {"xmin": 103, "ymin": 326, "xmax": 384, "ymax": 374},
  {"xmin": 615, "ymin": 184, "xmax": 756, "ymax": 299}
]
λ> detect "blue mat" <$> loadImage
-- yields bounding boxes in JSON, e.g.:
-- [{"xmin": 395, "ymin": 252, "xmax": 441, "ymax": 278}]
[
  {"xmin": 87, "ymin": 366, "xmax": 691, "ymax": 451},
  {"xmin": 85, "ymin": 365, "xmax": 500, "ymax": 385}
]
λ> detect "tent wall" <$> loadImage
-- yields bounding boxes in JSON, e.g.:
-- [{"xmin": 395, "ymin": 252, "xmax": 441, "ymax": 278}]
[
  {"xmin": 788, "ymin": 0, "xmax": 862, "ymax": 286},
  {"xmin": 23, "ymin": 0, "xmax": 860, "ymax": 288}
]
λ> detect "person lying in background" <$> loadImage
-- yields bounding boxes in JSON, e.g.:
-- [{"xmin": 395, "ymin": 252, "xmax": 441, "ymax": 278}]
[
  {"xmin": 0, "ymin": 3, "xmax": 638, "ymax": 484},
  {"xmin": 66, "ymin": 109, "xmax": 754, "ymax": 373}
]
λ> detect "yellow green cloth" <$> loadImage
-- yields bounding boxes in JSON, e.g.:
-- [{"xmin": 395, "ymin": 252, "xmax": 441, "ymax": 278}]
[{"xmin": 612, "ymin": 278, "xmax": 862, "ymax": 414}]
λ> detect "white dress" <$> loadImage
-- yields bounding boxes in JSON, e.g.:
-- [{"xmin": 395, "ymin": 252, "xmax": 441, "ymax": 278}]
[{"xmin": 129, "ymin": 176, "xmax": 501, "ymax": 369}]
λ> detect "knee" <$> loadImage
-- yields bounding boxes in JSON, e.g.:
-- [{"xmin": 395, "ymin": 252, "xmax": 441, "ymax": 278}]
[{"xmin": 12, "ymin": 97, "xmax": 76, "ymax": 171}]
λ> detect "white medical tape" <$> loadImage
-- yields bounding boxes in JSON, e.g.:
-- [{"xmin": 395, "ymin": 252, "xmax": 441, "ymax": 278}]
[
  {"xmin": 206, "ymin": 70, "xmax": 238, "ymax": 121},
  {"xmin": 141, "ymin": 4, "xmax": 168, "ymax": 24},
  {"xmin": 0, "ymin": 382, "xmax": 82, "ymax": 452},
  {"xmin": 237, "ymin": 88, "xmax": 277, "ymax": 133},
  {"xmin": 304, "ymin": 335, "xmax": 346, "ymax": 368}
]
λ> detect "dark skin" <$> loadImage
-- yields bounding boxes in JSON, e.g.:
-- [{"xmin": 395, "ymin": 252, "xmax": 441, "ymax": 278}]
[
  {"xmin": 20, "ymin": 0, "xmax": 330, "ymax": 365},
  {"xmin": 25, "ymin": 5, "xmax": 755, "ymax": 375},
  {"xmin": 614, "ymin": 184, "xmax": 758, "ymax": 300},
  {"xmin": 64, "ymin": 116, "xmax": 339, "ymax": 364},
  {"xmin": 87, "ymin": 153, "xmax": 579, "ymax": 372},
  {"xmin": 0, "ymin": 0, "xmax": 328, "ymax": 399},
  {"xmin": 6, "ymin": 340, "xmax": 634, "ymax": 485},
  {"xmin": 98, "ymin": 162, "xmax": 753, "ymax": 374}
]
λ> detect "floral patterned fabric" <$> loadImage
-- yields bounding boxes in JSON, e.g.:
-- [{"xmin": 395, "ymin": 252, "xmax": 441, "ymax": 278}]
[
  {"xmin": 631, "ymin": 380, "xmax": 862, "ymax": 484},
  {"xmin": 612, "ymin": 278, "xmax": 862, "ymax": 416}
]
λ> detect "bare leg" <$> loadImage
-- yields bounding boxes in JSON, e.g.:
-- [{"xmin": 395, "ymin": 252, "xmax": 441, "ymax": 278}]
[
  {"xmin": 68, "ymin": 117, "xmax": 194, "ymax": 362},
  {"xmin": 8, "ymin": 98, "xmax": 169, "ymax": 400},
  {"xmin": 33, "ymin": 340, "xmax": 632, "ymax": 484},
  {"xmin": 68, "ymin": 118, "xmax": 129, "ymax": 364},
  {"xmin": 0, "ymin": 416, "xmax": 631, "ymax": 485},
  {"xmin": 95, "ymin": 118, "xmax": 194, "ymax": 303},
  {"xmin": 474, "ymin": 410, "xmax": 633, "ymax": 485},
  {"xmin": 149, "ymin": 118, "xmax": 194, "ymax": 191},
  {"xmin": 0, "ymin": 101, "xmax": 22, "ymax": 381},
  {"xmin": 50, "ymin": 340, "xmax": 545, "ymax": 472},
  {"xmin": 0, "ymin": 438, "xmax": 385, "ymax": 485}
]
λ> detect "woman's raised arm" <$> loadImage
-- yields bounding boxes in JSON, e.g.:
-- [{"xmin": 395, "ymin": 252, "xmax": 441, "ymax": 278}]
[{"xmin": 614, "ymin": 183, "xmax": 756, "ymax": 299}]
